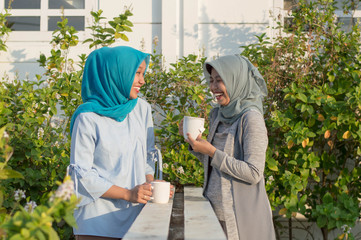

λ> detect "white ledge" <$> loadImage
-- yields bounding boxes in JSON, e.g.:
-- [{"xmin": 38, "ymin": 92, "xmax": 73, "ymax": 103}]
[{"xmin": 123, "ymin": 200, "xmax": 173, "ymax": 240}]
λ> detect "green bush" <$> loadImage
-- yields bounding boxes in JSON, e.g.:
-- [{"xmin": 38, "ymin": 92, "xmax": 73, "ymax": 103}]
[
  {"xmin": 141, "ymin": 43, "xmax": 213, "ymax": 187},
  {"xmin": 0, "ymin": 9, "xmax": 134, "ymax": 239},
  {"xmin": 0, "ymin": 127, "xmax": 79, "ymax": 240},
  {"xmin": 0, "ymin": 8, "xmax": 11, "ymax": 52},
  {"xmin": 242, "ymin": 0, "xmax": 361, "ymax": 239}
]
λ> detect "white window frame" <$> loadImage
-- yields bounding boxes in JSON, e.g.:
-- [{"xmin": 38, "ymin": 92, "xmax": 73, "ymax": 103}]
[
  {"xmin": 0, "ymin": 0, "xmax": 98, "ymax": 42},
  {"xmin": 270, "ymin": 0, "xmax": 361, "ymax": 39}
]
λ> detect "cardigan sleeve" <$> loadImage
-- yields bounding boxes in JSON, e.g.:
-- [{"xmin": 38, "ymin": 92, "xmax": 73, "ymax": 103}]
[
  {"xmin": 210, "ymin": 110, "xmax": 268, "ymax": 185},
  {"xmin": 69, "ymin": 114, "xmax": 114, "ymax": 206}
]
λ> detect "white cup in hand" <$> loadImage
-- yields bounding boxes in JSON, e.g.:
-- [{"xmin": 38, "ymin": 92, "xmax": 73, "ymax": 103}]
[
  {"xmin": 151, "ymin": 181, "xmax": 170, "ymax": 204},
  {"xmin": 183, "ymin": 116, "xmax": 205, "ymax": 140}
]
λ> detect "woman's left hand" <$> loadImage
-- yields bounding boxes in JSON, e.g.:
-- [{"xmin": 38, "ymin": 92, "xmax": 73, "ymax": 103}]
[{"xmin": 186, "ymin": 133, "xmax": 216, "ymax": 157}]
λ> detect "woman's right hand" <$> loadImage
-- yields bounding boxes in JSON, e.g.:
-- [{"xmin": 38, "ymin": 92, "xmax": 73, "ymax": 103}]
[
  {"xmin": 128, "ymin": 183, "xmax": 153, "ymax": 204},
  {"xmin": 178, "ymin": 118, "xmax": 184, "ymax": 137}
]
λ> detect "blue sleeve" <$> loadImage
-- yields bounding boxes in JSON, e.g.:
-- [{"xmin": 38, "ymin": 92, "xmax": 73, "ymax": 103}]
[
  {"xmin": 69, "ymin": 114, "xmax": 113, "ymax": 207},
  {"xmin": 145, "ymin": 103, "xmax": 157, "ymax": 176}
]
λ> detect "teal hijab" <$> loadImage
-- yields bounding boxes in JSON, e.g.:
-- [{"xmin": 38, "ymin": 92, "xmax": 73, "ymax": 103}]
[
  {"xmin": 203, "ymin": 54, "xmax": 268, "ymax": 124},
  {"xmin": 70, "ymin": 46, "xmax": 150, "ymax": 134}
]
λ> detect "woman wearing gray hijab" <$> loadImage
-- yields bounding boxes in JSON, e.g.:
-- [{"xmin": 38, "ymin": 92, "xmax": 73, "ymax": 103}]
[{"xmin": 179, "ymin": 54, "xmax": 276, "ymax": 240}]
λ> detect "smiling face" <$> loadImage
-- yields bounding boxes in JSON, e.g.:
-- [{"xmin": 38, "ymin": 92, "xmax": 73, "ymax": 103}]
[
  {"xmin": 209, "ymin": 67, "xmax": 230, "ymax": 106},
  {"xmin": 129, "ymin": 60, "xmax": 146, "ymax": 100}
]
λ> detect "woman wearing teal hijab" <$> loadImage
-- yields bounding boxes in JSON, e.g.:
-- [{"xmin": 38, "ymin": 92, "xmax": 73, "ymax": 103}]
[
  {"xmin": 68, "ymin": 46, "xmax": 163, "ymax": 239},
  {"xmin": 180, "ymin": 54, "xmax": 276, "ymax": 240}
]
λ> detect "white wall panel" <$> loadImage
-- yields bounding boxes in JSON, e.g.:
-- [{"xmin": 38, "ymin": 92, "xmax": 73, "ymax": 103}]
[
  {"xmin": 199, "ymin": 23, "xmax": 268, "ymax": 58},
  {"xmin": 0, "ymin": 42, "xmax": 92, "ymax": 80},
  {"xmin": 113, "ymin": 23, "xmax": 162, "ymax": 54},
  {"xmin": 183, "ymin": 0, "xmax": 199, "ymax": 56},
  {"xmin": 161, "ymin": 0, "xmax": 178, "ymax": 64},
  {"xmin": 198, "ymin": 0, "xmax": 269, "ymax": 23},
  {"xmin": 0, "ymin": 0, "xmax": 272, "ymax": 79},
  {"xmin": 0, "ymin": 62, "xmax": 45, "ymax": 80}
]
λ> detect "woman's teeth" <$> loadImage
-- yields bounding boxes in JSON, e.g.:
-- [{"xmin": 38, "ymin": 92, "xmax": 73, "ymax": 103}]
[
  {"xmin": 214, "ymin": 93, "xmax": 223, "ymax": 100},
  {"xmin": 134, "ymin": 87, "xmax": 140, "ymax": 92}
]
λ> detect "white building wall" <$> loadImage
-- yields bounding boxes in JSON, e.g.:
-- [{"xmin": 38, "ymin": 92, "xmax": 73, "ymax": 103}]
[{"xmin": 0, "ymin": 0, "xmax": 271, "ymax": 79}]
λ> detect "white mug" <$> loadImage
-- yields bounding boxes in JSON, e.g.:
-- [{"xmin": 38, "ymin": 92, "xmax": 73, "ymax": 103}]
[
  {"xmin": 151, "ymin": 181, "xmax": 170, "ymax": 204},
  {"xmin": 183, "ymin": 116, "xmax": 205, "ymax": 140}
]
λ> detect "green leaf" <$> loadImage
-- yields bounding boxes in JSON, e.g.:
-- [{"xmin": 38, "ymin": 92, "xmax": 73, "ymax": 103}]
[
  {"xmin": 0, "ymin": 126, "xmax": 6, "ymax": 138},
  {"xmin": 328, "ymin": 75, "xmax": 335, "ymax": 82},
  {"xmin": 64, "ymin": 212, "xmax": 77, "ymax": 227},
  {"xmin": 297, "ymin": 93, "xmax": 308, "ymax": 103},
  {"xmin": 317, "ymin": 215, "xmax": 327, "ymax": 228},
  {"xmin": 328, "ymin": 219, "xmax": 336, "ymax": 229},
  {"xmin": 294, "ymin": 182, "xmax": 303, "ymax": 191},
  {"xmin": 322, "ymin": 192, "xmax": 333, "ymax": 204},
  {"xmin": 267, "ymin": 158, "xmax": 279, "ymax": 171},
  {"xmin": 35, "ymin": 231, "xmax": 47, "ymax": 240},
  {"xmin": 121, "ymin": 25, "xmax": 132, "ymax": 32},
  {"xmin": 44, "ymin": 226, "xmax": 59, "ymax": 240},
  {"xmin": 7, "ymin": 234, "xmax": 24, "ymax": 240},
  {"xmin": 299, "ymin": 194, "xmax": 307, "ymax": 206},
  {"xmin": 0, "ymin": 169, "xmax": 24, "ymax": 180},
  {"xmin": 104, "ymin": 28, "xmax": 115, "ymax": 34},
  {"xmin": 115, "ymin": 33, "xmax": 129, "ymax": 42}
]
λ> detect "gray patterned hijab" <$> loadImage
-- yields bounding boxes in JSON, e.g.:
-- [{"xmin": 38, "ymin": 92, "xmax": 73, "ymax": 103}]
[{"xmin": 203, "ymin": 54, "xmax": 268, "ymax": 124}]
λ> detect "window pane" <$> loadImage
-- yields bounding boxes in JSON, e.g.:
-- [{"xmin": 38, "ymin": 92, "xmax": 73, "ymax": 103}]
[
  {"xmin": 338, "ymin": 17, "xmax": 361, "ymax": 32},
  {"xmin": 48, "ymin": 16, "xmax": 85, "ymax": 31},
  {"xmin": 49, "ymin": 0, "xmax": 85, "ymax": 9},
  {"xmin": 338, "ymin": 17, "xmax": 352, "ymax": 31},
  {"xmin": 5, "ymin": 0, "xmax": 40, "ymax": 9},
  {"xmin": 335, "ymin": 0, "xmax": 361, "ymax": 10},
  {"xmin": 6, "ymin": 16, "xmax": 40, "ymax": 31}
]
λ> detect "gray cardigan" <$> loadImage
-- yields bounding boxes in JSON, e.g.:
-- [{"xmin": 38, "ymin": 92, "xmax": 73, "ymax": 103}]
[{"xmin": 192, "ymin": 108, "xmax": 276, "ymax": 240}]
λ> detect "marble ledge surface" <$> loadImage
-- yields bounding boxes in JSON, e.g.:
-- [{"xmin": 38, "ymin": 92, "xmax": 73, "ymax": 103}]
[{"xmin": 123, "ymin": 187, "xmax": 226, "ymax": 240}]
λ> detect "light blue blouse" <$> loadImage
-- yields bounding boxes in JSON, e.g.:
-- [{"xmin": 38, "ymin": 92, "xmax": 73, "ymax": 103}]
[{"xmin": 68, "ymin": 98, "xmax": 158, "ymax": 238}]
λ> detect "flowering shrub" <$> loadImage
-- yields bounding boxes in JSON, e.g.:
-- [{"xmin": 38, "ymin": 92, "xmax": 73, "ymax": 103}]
[
  {"xmin": 1, "ymin": 177, "xmax": 79, "ymax": 240},
  {"xmin": 0, "ymin": 127, "xmax": 79, "ymax": 240}
]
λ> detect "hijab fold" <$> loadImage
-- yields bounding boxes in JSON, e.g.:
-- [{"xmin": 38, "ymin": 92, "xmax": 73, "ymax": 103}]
[
  {"xmin": 70, "ymin": 46, "xmax": 150, "ymax": 133},
  {"xmin": 203, "ymin": 54, "xmax": 268, "ymax": 124}
]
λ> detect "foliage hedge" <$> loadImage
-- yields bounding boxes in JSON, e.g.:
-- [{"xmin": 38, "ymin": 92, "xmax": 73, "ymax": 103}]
[{"xmin": 241, "ymin": 0, "xmax": 360, "ymax": 239}]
